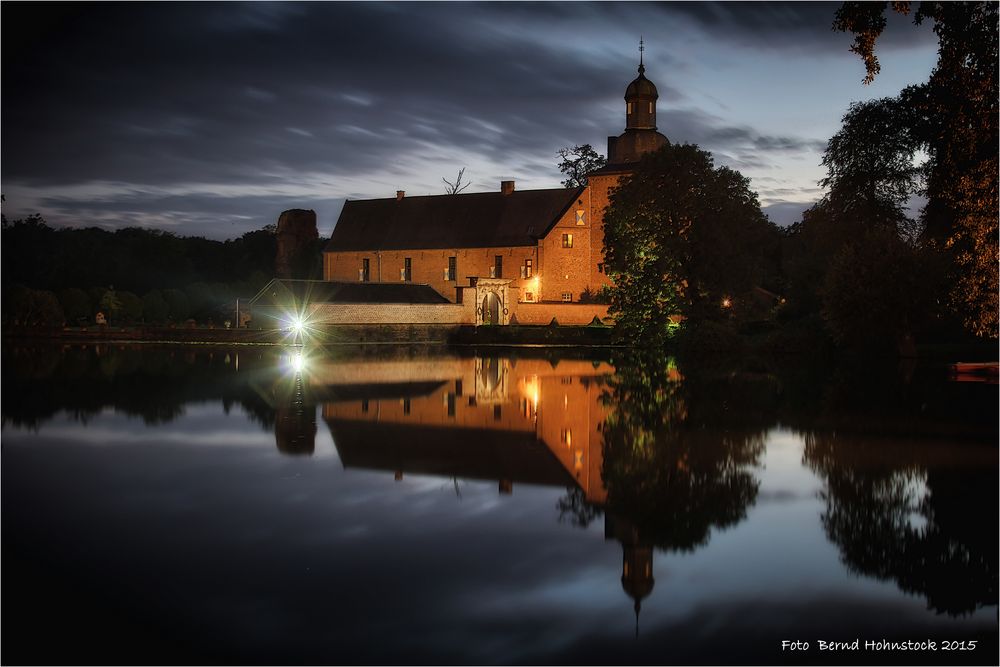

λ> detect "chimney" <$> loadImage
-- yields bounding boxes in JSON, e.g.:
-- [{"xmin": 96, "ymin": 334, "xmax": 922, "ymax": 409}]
[
  {"xmin": 396, "ymin": 190, "xmax": 405, "ymax": 201},
  {"xmin": 501, "ymin": 180, "xmax": 515, "ymax": 196}
]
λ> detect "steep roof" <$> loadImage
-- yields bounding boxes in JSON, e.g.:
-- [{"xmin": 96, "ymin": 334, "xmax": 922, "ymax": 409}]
[
  {"xmin": 249, "ymin": 279, "xmax": 450, "ymax": 306},
  {"xmin": 325, "ymin": 187, "xmax": 584, "ymax": 252},
  {"xmin": 326, "ymin": 418, "xmax": 578, "ymax": 488}
]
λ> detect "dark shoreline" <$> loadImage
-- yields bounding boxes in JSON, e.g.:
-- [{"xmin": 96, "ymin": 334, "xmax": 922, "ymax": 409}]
[
  {"xmin": 2, "ymin": 322, "xmax": 618, "ymax": 347},
  {"xmin": 2, "ymin": 325, "xmax": 995, "ymax": 364}
]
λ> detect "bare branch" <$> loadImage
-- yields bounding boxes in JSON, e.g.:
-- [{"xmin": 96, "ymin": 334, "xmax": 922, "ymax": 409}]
[{"xmin": 442, "ymin": 168, "xmax": 471, "ymax": 195}]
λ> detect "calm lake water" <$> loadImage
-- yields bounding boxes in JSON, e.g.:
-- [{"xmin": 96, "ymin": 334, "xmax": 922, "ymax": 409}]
[{"xmin": 2, "ymin": 343, "xmax": 997, "ymax": 665}]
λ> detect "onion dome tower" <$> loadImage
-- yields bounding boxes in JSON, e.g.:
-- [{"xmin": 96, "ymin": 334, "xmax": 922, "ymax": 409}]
[
  {"xmin": 625, "ymin": 40, "xmax": 658, "ymax": 130},
  {"xmin": 622, "ymin": 543, "xmax": 655, "ymax": 637},
  {"xmin": 606, "ymin": 39, "xmax": 669, "ymax": 165}
]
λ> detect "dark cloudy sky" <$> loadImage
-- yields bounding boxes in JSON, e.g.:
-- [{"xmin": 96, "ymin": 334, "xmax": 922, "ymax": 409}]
[{"xmin": 2, "ymin": 2, "xmax": 937, "ymax": 239}]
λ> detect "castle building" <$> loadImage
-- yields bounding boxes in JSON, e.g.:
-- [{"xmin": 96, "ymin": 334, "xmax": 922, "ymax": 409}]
[{"xmin": 322, "ymin": 55, "xmax": 668, "ymax": 316}]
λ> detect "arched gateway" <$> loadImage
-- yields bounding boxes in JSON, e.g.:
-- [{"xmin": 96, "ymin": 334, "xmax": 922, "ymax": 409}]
[{"xmin": 474, "ymin": 278, "xmax": 512, "ymax": 326}]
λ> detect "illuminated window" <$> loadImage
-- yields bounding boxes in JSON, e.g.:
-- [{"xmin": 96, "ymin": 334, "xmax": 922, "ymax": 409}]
[
  {"xmin": 401, "ymin": 257, "xmax": 412, "ymax": 282},
  {"xmin": 648, "ymin": 101, "xmax": 653, "ymax": 113},
  {"xmin": 575, "ymin": 209, "xmax": 585, "ymax": 225},
  {"xmin": 361, "ymin": 258, "xmax": 370, "ymax": 282},
  {"xmin": 561, "ymin": 428, "xmax": 572, "ymax": 445},
  {"xmin": 561, "ymin": 292, "xmax": 572, "ymax": 302},
  {"xmin": 525, "ymin": 258, "xmax": 533, "ymax": 278},
  {"xmin": 447, "ymin": 256, "xmax": 456, "ymax": 281},
  {"xmin": 562, "ymin": 233, "xmax": 573, "ymax": 248},
  {"xmin": 627, "ymin": 102, "xmax": 633, "ymax": 114}
]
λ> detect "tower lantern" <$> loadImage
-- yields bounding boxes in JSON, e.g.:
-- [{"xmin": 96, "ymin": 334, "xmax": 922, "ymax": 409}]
[
  {"xmin": 625, "ymin": 38, "xmax": 659, "ymax": 130},
  {"xmin": 606, "ymin": 39, "xmax": 669, "ymax": 164}
]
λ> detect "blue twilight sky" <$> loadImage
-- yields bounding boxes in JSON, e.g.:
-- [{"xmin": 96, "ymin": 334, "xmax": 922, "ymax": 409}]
[{"xmin": 1, "ymin": 2, "xmax": 938, "ymax": 239}]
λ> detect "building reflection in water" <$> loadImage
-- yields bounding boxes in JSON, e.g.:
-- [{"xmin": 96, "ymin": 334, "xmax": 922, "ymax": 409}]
[
  {"xmin": 316, "ymin": 355, "xmax": 612, "ymax": 504},
  {"xmin": 253, "ymin": 351, "xmax": 771, "ymax": 631},
  {"xmin": 295, "ymin": 351, "xmax": 764, "ymax": 631}
]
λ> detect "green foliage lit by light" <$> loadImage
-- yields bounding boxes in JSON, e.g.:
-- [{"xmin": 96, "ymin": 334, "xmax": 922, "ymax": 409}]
[
  {"xmin": 597, "ymin": 352, "xmax": 766, "ymax": 551},
  {"xmin": 602, "ymin": 143, "xmax": 779, "ymax": 348}
]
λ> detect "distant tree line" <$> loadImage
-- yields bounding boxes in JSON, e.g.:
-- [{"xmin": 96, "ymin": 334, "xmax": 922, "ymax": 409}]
[{"xmin": 0, "ymin": 215, "xmax": 296, "ymax": 326}]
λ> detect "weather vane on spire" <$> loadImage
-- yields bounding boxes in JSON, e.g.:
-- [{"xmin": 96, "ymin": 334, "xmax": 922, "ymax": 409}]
[{"xmin": 639, "ymin": 36, "xmax": 644, "ymax": 64}]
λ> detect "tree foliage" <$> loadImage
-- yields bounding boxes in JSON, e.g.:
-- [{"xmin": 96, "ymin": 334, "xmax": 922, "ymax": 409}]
[
  {"xmin": 820, "ymin": 95, "xmax": 922, "ymax": 232},
  {"xmin": 117, "ymin": 291, "xmax": 143, "ymax": 324},
  {"xmin": 161, "ymin": 289, "xmax": 190, "ymax": 322},
  {"xmin": 556, "ymin": 144, "xmax": 607, "ymax": 188},
  {"xmin": 1, "ymin": 216, "xmax": 280, "ymax": 296},
  {"xmin": 3, "ymin": 285, "xmax": 64, "ymax": 326},
  {"xmin": 142, "ymin": 290, "xmax": 170, "ymax": 324},
  {"xmin": 834, "ymin": 0, "xmax": 998, "ymax": 337},
  {"xmin": 58, "ymin": 288, "xmax": 91, "ymax": 324},
  {"xmin": 603, "ymin": 143, "xmax": 779, "ymax": 347},
  {"xmin": 0, "ymin": 213, "xmax": 292, "ymax": 325},
  {"xmin": 99, "ymin": 288, "xmax": 123, "ymax": 320},
  {"xmin": 820, "ymin": 227, "xmax": 931, "ymax": 351}
]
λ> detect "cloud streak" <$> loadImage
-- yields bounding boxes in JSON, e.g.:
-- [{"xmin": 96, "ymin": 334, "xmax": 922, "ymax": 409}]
[{"xmin": 2, "ymin": 2, "xmax": 937, "ymax": 237}]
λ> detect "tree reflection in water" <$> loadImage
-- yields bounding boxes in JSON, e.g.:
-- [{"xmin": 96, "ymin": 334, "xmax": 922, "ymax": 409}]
[
  {"xmin": 0, "ymin": 343, "xmax": 314, "ymax": 448},
  {"xmin": 804, "ymin": 432, "xmax": 998, "ymax": 616},
  {"xmin": 556, "ymin": 352, "xmax": 769, "ymax": 631},
  {"xmin": 596, "ymin": 353, "xmax": 767, "ymax": 552}
]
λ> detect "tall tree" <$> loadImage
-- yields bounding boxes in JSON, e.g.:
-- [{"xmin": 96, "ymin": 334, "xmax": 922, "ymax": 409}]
[
  {"xmin": 603, "ymin": 143, "xmax": 777, "ymax": 347},
  {"xmin": 834, "ymin": 1, "xmax": 998, "ymax": 337},
  {"xmin": 820, "ymin": 96, "xmax": 922, "ymax": 235}
]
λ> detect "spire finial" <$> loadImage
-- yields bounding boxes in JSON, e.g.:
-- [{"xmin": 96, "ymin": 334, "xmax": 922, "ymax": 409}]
[
  {"xmin": 634, "ymin": 599, "xmax": 641, "ymax": 639},
  {"xmin": 638, "ymin": 36, "xmax": 645, "ymax": 74}
]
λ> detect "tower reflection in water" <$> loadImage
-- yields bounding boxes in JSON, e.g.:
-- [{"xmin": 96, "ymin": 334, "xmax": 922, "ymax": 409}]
[{"xmin": 269, "ymin": 350, "xmax": 766, "ymax": 630}]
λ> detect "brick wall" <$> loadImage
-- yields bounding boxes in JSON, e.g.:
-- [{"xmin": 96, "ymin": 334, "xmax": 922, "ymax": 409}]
[
  {"xmin": 324, "ymin": 246, "xmax": 538, "ymax": 303},
  {"xmin": 537, "ymin": 191, "xmax": 594, "ymax": 303},
  {"xmin": 512, "ymin": 302, "xmax": 610, "ymax": 326},
  {"xmin": 586, "ymin": 171, "xmax": 624, "ymax": 292},
  {"xmin": 323, "ymin": 172, "xmax": 635, "ymax": 308},
  {"xmin": 307, "ymin": 300, "xmax": 475, "ymax": 325}
]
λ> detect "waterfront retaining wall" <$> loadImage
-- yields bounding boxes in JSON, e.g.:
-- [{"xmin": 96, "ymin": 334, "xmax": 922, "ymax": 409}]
[{"xmin": 512, "ymin": 303, "xmax": 610, "ymax": 325}]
